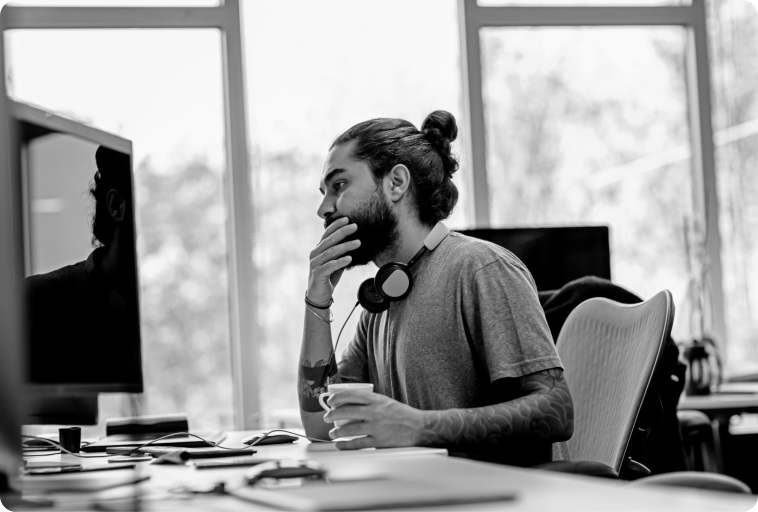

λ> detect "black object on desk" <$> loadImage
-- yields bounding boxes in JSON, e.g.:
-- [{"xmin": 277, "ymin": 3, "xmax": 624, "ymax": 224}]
[
  {"xmin": 26, "ymin": 463, "xmax": 136, "ymax": 475},
  {"xmin": 59, "ymin": 427, "xmax": 81, "ymax": 453},
  {"xmin": 106, "ymin": 445, "xmax": 255, "ymax": 459},
  {"xmin": 82, "ymin": 430, "xmax": 226, "ymax": 452},
  {"xmin": 242, "ymin": 434, "xmax": 298, "ymax": 446}
]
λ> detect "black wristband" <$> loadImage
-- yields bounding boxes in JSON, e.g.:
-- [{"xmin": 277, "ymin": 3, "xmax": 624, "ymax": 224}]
[{"xmin": 305, "ymin": 292, "xmax": 333, "ymax": 309}]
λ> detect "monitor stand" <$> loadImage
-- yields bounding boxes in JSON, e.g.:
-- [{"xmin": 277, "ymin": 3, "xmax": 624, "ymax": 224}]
[{"xmin": 24, "ymin": 392, "xmax": 98, "ymax": 425}]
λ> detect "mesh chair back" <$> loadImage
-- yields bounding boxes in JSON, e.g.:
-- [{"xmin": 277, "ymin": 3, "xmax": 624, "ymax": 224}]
[{"xmin": 557, "ymin": 290, "xmax": 673, "ymax": 473}]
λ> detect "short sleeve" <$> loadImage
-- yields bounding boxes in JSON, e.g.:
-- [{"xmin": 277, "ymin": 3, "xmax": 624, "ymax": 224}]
[
  {"xmin": 463, "ymin": 257, "xmax": 563, "ymax": 381},
  {"xmin": 338, "ymin": 309, "xmax": 371, "ymax": 383}
]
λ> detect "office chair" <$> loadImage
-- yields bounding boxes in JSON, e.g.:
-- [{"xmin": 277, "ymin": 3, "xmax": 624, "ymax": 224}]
[
  {"xmin": 534, "ymin": 291, "xmax": 674, "ymax": 479},
  {"xmin": 534, "ymin": 291, "xmax": 753, "ymax": 494}
]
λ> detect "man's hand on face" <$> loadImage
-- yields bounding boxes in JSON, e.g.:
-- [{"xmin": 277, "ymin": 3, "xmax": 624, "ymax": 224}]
[
  {"xmin": 323, "ymin": 390, "xmax": 427, "ymax": 450},
  {"xmin": 307, "ymin": 217, "xmax": 361, "ymax": 304}
]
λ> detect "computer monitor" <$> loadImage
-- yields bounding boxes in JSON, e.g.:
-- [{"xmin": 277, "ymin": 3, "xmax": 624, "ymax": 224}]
[
  {"xmin": 0, "ymin": 105, "xmax": 23, "ymax": 493},
  {"xmin": 459, "ymin": 226, "xmax": 611, "ymax": 292},
  {"xmin": 7, "ymin": 100, "xmax": 143, "ymax": 425}
]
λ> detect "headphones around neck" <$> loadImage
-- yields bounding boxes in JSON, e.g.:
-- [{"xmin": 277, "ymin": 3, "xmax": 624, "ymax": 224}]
[{"xmin": 357, "ymin": 222, "xmax": 450, "ymax": 313}]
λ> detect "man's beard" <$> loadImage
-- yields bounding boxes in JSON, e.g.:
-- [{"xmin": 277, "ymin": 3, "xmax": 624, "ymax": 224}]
[{"xmin": 327, "ymin": 186, "xmax": 400, "ymax": 270}]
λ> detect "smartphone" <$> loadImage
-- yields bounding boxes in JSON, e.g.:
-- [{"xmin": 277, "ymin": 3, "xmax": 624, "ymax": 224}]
[
  {"xmin": 109, "ymin": 456, "xmax": 152, "ymax": 463},
  {"xmin": 191, "ymin": 457, "xmax": 281, "ymax": 469},
  {"xmin": 26, "ymin": 463, "xmax": 137, "ymax": 475}
]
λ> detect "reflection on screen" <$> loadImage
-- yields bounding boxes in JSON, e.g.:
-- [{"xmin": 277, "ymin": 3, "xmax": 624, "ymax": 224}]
[{"xmin": 23, "ymin": 136, "xmax": 142, "ymax": 388}]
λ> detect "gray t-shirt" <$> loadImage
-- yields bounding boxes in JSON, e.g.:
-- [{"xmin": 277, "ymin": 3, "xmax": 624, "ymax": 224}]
[{"xmin": 339, "ymin": 231, "xmax": 562, "ymax": 411}]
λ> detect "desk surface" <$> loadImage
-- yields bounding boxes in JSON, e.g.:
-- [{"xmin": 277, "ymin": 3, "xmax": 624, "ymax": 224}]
[
  {"xmin": 14, "ymin": 431, "xmax": 757, "ymax": 511},
  {"xmin": 678, "ymin": 382, "xmax": 758, "ymax": 414}
]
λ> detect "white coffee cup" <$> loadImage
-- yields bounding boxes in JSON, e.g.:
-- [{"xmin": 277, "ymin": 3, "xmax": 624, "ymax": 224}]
[{"xmin": 318, "ymin": 383, "xmax": 374, "ymax": 427}]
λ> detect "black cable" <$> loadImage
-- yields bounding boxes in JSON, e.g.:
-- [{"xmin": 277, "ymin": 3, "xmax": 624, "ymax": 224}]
[
  {"xmin": 317, "ymin": 300, "xmax": 360, "ymax": 389},
  {"xmin": 124, "ymin": 432, "xmax": 255, "ymax": 456},
  {"xmin": 126, "ymin": 430, "xmax": 332, "ymax": 456},
  {"xmin": 21, "ymin": 435, "xmax": 113, "ymax": 458}
]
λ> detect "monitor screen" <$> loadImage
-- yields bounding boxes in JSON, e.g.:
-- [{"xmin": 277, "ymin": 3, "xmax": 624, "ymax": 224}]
[
  {"xmin": 9, "ymin": 101, "xmax": 143, "ymax": 401},
  {"xmin": 459, "ymin": 226, "xmax": 611, "ymax": 292}
]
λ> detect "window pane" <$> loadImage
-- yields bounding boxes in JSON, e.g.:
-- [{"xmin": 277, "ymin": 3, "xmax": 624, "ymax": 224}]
[
  {"xmin": 6, "ymin": 29, "xmax": 233, "ymax": 431},
  {"xmin": 478, "ymin": 0, "xmax": 689, "ymax": 5},
  {"xmin": 708, "ymin": 0, "xmax": 758, "ymax": 374},
  {"xmin": 5, "ymin": 1, "xmax": 219, "ymax": 6},
  {"xmin": 244, "ymin": 0, "xmax": 466, "ymax": 423},
  {"xmin": 481, "ymin": 26, "xmax": 692, "ymax": 306}
]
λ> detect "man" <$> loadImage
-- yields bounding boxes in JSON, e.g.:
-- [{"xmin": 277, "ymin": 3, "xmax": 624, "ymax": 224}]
[
  {"xmin": 298, "ymin": 111, "xmax": 573, "ymax": 466},
  {"xmin": 25, "ymin": 146, "xmax": 140, "ymax": 385}
]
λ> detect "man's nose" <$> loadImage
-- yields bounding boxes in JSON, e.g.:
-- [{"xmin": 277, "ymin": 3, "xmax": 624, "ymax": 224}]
[{"xmin": 317, "ymin": 196, "xmax": 334, "ymax": 220}]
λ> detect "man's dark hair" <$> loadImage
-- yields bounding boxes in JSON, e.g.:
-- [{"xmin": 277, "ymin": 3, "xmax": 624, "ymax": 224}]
[
  {"xmin": 90, "ymin": 146, "xmax": 132, "ymax": 247},
  {"xmin": 330, "ymin": 110, "xmax": 459, "ymax": 225}
]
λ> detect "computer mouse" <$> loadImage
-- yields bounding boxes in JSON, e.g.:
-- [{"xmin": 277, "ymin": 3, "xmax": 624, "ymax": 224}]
[{"xmin": 241, "ymin": 434, "xmax": 299, "ymax": 446}]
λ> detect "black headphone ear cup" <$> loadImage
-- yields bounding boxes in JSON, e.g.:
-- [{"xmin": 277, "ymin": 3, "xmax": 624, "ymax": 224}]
[
  {"xmin": 374, "ymin": 263, "xmax": 413, "ymax": 301},
  {"xmin": 357, "ymin": 278, "xmax": 390, "ymax": 314}
]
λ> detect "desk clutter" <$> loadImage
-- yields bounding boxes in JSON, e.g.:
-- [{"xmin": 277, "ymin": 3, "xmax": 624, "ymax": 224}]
[{"xmin": 13, "ymin": 429, "xmax": 757, "ymax": 511}]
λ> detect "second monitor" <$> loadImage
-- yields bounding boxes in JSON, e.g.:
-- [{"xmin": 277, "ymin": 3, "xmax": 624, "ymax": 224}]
[{"xmin": 459, "ymin": 226, "xmax": 611, "ymax": 292}]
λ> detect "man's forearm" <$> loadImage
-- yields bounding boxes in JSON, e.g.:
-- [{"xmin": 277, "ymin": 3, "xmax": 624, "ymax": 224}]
[
  {"xmin": 418, "ymin": 368, "xmax": 573, "ymax": 450},
  {"xmin": 298, "ymin": 305, "xmax": 341, "ymax": 439}
]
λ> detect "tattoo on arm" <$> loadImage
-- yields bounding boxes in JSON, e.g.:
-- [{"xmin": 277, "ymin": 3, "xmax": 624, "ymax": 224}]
[
  {"xmin": 298, "ymin": 358, "xmax": 341, "ymax": 413},
  {"xmin": 420, "ymin": 368, "xmax": 574, "ymax": 449}
]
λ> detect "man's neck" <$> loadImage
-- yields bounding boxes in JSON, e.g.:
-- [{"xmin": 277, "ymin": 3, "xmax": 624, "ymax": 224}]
[
  {"xmin": 374, "ymin": 218, "xmax": 433, "ymax": 267},
  {"xmin": 99, "ymin": 230, "xmax": 121, "ymax": 280}
]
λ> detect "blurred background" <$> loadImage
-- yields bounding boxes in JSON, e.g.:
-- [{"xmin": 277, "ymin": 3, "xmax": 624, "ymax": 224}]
[{"xmin": 2, "ymin": 0, "xmax": 756, "ymax": 432}]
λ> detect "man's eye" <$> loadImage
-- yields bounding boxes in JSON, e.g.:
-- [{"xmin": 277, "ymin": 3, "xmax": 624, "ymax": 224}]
[{"xmin": 333, "ymin": 181, "xmax": 345, "ymax": 192}]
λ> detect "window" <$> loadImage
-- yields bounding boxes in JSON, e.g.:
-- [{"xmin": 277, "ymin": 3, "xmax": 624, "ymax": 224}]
[
  {"xmin": 462, "ymin": 0, "xmax": 758, "ymax": 377},
  {"xmin": 242, "ymin": 0, "xmax": 468, "ymax": 421},
  {"xmin": 480, "ymin": 26, "xmax": 693, "ymax": 303},
  {"xmin": 708, "ymin": 0, "xmax": 758, "ymax": 373},
  {"xmin": 6, "ymin": 28, "xmax": 235, "ymax": 430}
]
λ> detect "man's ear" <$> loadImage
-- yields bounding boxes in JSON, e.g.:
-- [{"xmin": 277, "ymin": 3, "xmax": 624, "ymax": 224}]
[
  {"xmin": 386, "ymin": 164, "xmax": 411, "ymax": 202},
  {"xmin": 106, "ymin": 189, "xmax": 126, "ymax": 223}
]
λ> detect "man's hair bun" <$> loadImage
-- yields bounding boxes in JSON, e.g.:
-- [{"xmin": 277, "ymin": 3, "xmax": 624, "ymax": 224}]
[
  {"xmin": 421, "ymin": 111, "xmax": 458, "ymax": 179},
  {"xmin": 421, "ymin": 110, "xmax": 458, "ymax": 146}
]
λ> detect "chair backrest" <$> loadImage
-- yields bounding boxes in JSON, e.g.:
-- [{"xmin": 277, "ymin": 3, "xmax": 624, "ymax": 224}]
[{"xmin": 557, "ymin": 290, "xmax": 674, "ymax": 473}]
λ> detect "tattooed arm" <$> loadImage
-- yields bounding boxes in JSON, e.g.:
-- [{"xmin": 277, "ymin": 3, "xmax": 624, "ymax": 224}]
[
  {"xmin": 299, "ymin": 217, "xmax": 358, "ymax": 440},
  {"xmin": 420, "ymin": 367, "xmax": 573, "ymax": 449},
  {"xmin": 325, "ymin": 367, "xmax": 573, "ymax": 456}
]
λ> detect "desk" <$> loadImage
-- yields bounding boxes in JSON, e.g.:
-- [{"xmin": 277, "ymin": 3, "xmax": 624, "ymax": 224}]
[
  {"xmin": 678, "ymin": 383, "xmax": 758, "ymax": 416},
  {"xmin": 14, "ymin": 431, "xmax": 757, "ymax": 511},
  {"xmin": 678, "ymin": 382, "xmax": 758, "ymax": 489}
]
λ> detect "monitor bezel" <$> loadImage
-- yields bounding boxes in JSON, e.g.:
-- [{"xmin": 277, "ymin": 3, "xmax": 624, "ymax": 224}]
[{"xmin": 9, "ymin": 100, "xmax": 144, "ymax": 394}]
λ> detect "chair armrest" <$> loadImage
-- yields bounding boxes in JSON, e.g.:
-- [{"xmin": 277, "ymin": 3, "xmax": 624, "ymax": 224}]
[
  {"xmin": 619, "ymin": 457, "xmax": 652, "ymax": 480},
  {"xmin": 629, "ymin": 471, "xmax": 752, "ymax": 494},
  {"xmin": 532, "ymin": 460, "xmax": 619, "ymax": 479}
]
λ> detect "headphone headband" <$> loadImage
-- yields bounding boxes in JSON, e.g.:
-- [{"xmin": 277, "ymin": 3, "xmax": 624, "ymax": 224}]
[
  {"xmin": 424, "ymin": 222, "xmax": 451, "ymax": 251},
  {"xmin": 407, "ymin": 222, "xmax": 450, "ymax": 268}
]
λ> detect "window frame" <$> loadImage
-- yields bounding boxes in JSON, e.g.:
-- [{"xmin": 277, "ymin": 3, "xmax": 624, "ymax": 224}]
[
  {"xmin": 458, "ymin": 0, "xmax": 727, "ymax": 356},
  {"xmin": 0, "ymin": 0, "xmax": 260, "ymax": 429}
]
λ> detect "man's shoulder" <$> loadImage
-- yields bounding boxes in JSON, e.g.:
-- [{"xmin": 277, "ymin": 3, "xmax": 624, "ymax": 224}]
[
  {"xmin": 442, "ymin": 232, "xmax": 529, "ymax": 275},
  {"xmin": 25, "ymin": 260, "xmax": 88, "ymax": 294}
]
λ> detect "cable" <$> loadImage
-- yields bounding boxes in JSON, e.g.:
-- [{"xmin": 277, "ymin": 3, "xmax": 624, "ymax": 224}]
[
  {"xmin": 21, "ymin": 435, "xmax": 113, "ymax": 458},
  {"xmin": 124, "ymin": 432, "xmax": 255, "ymax": 456},
  {"xmin": 24, "ymin": 430, "xmax": 334, "ymax": 460},
  {"xmin": 317, "ymin": 301, "xmax": 360, "ymax": 389}
]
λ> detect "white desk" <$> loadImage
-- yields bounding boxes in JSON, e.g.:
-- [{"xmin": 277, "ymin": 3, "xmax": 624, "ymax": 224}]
[{"xmin": 14, "ymin": 431, "xmax": 757, "ymax": 511}]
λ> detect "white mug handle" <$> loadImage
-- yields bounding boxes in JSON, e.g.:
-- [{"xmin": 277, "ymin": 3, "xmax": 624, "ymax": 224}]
[{"xmin": 318, "ymin": 392, "xmax": 332, "ymax": 412}]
